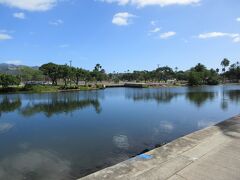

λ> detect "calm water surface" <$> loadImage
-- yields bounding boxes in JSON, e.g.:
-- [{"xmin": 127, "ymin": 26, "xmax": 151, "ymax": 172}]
[{"xmin": 0, "ymin": 85, "xmax": 240, "ymax": 179}]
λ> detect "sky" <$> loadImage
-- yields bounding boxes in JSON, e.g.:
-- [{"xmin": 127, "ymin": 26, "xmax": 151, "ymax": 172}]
[{"xmin": 0, "ymin": 0, "xmax": 240, "ymax": 73}]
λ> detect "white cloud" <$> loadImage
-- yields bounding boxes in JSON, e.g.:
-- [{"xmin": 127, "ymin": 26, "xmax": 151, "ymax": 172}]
[
  {"xmin": 237, "ymin": 17, "xmax": 240, "ymax": 22},
  {"xmin": 0, "ymin": 0, "xmax": 57, "ymax": 11},
  {"xmin": 0, "ymin": 123, "xmax": 15, "ymax": 134},
  {"xmin": 198, "ymin": 32, "xmax": 238, "ymax": 39},
  {"xmin": 150, "ymin": 27, "xmax": 161, "ymax": 33},
  {"xmin": 148, "ymin": 22, "xmax": 176, "ymax": 39},
  {"xmin": 13, "ymin": 12, "xmax": 25, "ymax": 19},
  {"xmin": 0, "ymin": 33, "xmax": 12, "ymax": 41},
  {"xmin": 102, "ymin": 0, "xmax": 129, "ymax": 5},
  {"xmin": 160, "ymin": 31, "xmax": 176, "ymax": 39},
  {"xmin": 0, "ymin": 150, "xmax": 71, "ymax": 180},
  {"xmin": 5, "ymin": 60, "xmax": 22, "ymax": 65},
  {"xmin": 233, "ymin": 36, "xmax": 240, "ymax": 43},
  {"xmin": 112, "ymin": 12, "xmax": 135, "ymax": 26},
  {"xmin": 49, "ymin": 19, "xmax": 64, "ymax": 26},
  {"xmin": 133, "ymin": 0, "xmax": 200, "ymax": 7},
  {"xmin": 0, "ymin": 29, "xmax": 14, "ymax": 33},
  {"xmin": 198, "ymin": 32, "xmax": 240, "ymax": 43},
  {"xmin": 150, "ymin": 20, "xmax": 158, "ymax": 26},
  {"xmin": 159, "ymin": 121, "xmax": 174, "ymax": 131},
  {"xmin": 113, "ymin": 135, "xmax": 129, "ymax": 149},
  {"xmin": 148, "ymin": 27, "xmax": 161, "ymax": 36},
  {"xmin": 101, "ymin": 0, "xmax": 200, "ymax": 7}
]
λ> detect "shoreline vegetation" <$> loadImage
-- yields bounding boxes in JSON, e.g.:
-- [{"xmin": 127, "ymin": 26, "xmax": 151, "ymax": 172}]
[
  {"xmin": 0, "ymin": 84, "xmax": 104, "ymax": 94},
  {"xmin": 0, "ymin": 82, "xmax": 239, "ymax": 94},
  {"xmin": 0, "ymin": 82, "xmax": 180, "ymax": 94},
  {"xmin": 0, "ymin": 58, "xmax": 240, "ymax": 94}
]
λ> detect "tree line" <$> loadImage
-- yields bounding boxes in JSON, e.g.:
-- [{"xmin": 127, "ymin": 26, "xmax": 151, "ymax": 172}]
[
  {"xmin": 0, "ymin": 58, "xmax": 240, "ymax": 88},
  {"xmin": 111, "ymin": 58, "xmax": 238, "ymax": 86},
  {"xmin": 39, "ymin": 63, "xmax": 107, "ymax": 86}
]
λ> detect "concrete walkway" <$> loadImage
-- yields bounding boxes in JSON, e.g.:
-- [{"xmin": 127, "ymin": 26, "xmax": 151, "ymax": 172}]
[{"xmin": 79, "ymin": 115, "xmax": 240, "ymax": 180}]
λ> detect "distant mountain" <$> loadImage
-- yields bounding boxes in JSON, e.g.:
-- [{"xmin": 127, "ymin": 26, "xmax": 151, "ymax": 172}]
[{"xmin": 0, "ymin": 63, "xmax": 39, "ymax": 75}]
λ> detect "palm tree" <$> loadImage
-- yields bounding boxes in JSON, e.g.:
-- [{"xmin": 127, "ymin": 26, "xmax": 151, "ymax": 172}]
[
  {"xmin": 94, "ymin": 64, "xmax": 102, "ymax": 72},
  {"xmin": 221, "ymin": 58, "xmax": 230, "ymax": 73},
  {"xmin": 175, "ymin": 67, "xmax": 178, "ymax": 73},
  {"xmin": 221, "ymin": 58, "xmax": 230, "ymax": 83}
]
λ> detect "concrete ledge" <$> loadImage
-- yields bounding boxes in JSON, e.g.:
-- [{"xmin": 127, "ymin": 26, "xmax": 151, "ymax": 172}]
[{"xmin": 78, "ymin": 115, "xmax": 240, "ymax": 180}]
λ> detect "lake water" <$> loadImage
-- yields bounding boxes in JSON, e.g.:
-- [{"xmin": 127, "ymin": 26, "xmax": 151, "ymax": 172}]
[{"xmin": 0, "ymin": 85, "xmax": 240, "ymax": 180}]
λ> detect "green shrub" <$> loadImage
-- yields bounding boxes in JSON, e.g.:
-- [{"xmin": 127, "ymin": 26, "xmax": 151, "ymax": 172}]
[
  {"xmin": 96, "ymin": 84, "xmax": 105, "ymax": 89},
  {"xmin": 23, "ymin": 84, "xmax": 58, "ymax": 92},
  {"xmin": 188, "ymin": 72, "xmax": 203, "ymax": 86},
  {"xmin": 0, "ymin": 74, "xmax": 20, "ymax": 88},
  {"xmin": 207, "ymin": 76, "xmax": 219, "ymax": 85},
  {"xmin": 59, "ymin": 86, "xmax": 79, "ymax": 90}
]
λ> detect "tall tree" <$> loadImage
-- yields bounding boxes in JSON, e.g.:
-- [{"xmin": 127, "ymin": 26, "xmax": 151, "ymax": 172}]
[
  {"xmin": 94, "ymin": 64, "xmax": 102, "ymax": 72},
  {"xmin": 73, "ymin": 68, "xmax": 87, "ymax": 85},
  {"xmin": 92, "ymin": 64, "xmax": 106, "ymax": 82},
  {"xmin": 39, "ymin": 63, "xmax": 59, "ymax": 85},
  {"xmin": 193, "ymin": 63, "xmax": 206, "ymax": 72},
  {"xmin": 221, "ymin": 58, "xmax": 230, "ymax": 83},
  {"xmin": 221, "ymin": 58, "xmax": 230, "ymax": 73},
  {"xmin": 58, "ymin": 64, "xmax": 71, "ymax": 86}
]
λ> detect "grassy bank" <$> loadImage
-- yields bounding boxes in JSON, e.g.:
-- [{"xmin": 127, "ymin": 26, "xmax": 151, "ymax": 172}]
[
  {"xmin": 1, "ymin": 82, "xmax": 238, "ymax": 94},
  {"xmin": 0, "ymin": 84, "xmax": 104, "ymax": 94}
]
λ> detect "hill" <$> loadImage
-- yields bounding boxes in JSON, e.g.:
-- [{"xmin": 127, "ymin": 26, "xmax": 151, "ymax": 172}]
[{"xmin": 0, "ymin": 63, "xmax": 39, "ymax": 75}]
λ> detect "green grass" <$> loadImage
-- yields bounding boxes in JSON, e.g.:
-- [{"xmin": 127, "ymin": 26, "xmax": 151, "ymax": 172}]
[
  {"xmin": 22, "ymin": 85, "xmax": 59, "ymax": 93},
  {"xmin": 0, "ymin": 84, "xmax": 102, "ymax": 94}
]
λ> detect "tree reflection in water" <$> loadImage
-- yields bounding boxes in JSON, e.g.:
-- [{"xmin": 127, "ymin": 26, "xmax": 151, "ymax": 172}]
[
  {"xmin": 125, "ymin": 89, "xmax": 180, "ymax": 104},
  {"xmin": 185, "ymin": 91, "xmax": 216, "ymax": 107},
  {"xmin": 220, "ymin": 89, "xmax": 240, "ymax": 110},
  {"xmin": 0, "ymin": 93, "xmax": 102, "ymax": 118},
  {"xmin": 125, "ymin": 88, "xmax": 218, "ymax": 107},
  {"xmin": 226, "ymin": 90, "xmax": 240, "ymax": 103},
  {"xmin": 21, "ymin": 99, "xmax": 101, "ymax": 117},
  {"xmin": 0, "ymin": 96, "xmax": 21, "ymax": 116},
  {"xmin": 1, "ymin": 88, "xmax": 239, "ymax": 118}
]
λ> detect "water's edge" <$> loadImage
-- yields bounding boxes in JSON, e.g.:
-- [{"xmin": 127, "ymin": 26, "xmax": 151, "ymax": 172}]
[{"xmin": 79, "ymin": 114, "xmax": 240, "ymax": 180}]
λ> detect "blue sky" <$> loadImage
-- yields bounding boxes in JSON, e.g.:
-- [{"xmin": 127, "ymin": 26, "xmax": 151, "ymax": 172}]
[{"xmin": 0, "ymin": 0, "xmax": 240, "ymax": 72}]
